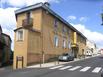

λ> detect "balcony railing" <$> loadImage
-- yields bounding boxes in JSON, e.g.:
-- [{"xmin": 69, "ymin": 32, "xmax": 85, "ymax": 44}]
[{"xmin": 22, "ymin": 18, "xmax": 33, "ymax": 28}]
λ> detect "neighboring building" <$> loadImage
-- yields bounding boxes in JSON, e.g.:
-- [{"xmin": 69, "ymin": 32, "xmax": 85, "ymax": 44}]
[
  {"xmin": 85, "ymin": 40, "xmax": 97, "ymax": 56},
  {"xmin": 0, "ymin": 26, "xmax": 12, "ymax": 66},
  {"xmin": 13, "ymin": 2, "xmax": 87, "ymax": 69}
]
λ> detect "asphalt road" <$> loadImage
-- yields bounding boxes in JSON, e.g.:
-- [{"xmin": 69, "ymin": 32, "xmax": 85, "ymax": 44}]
[{"xmin": 0, "ymin": 56, "xmax": 103, "ymax": 77}]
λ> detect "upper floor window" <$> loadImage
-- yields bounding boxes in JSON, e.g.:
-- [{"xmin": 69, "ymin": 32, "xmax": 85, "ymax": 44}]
[
  {"xmin": 54, "ymin": 19, "xmax": 58, "ymax": 28},
  {"xmin": 54, "ymin": 35, "xmax": 59, "ymax": 47},
  {"xmin": 26, "ymin": 11, "xmax": 32, "ymax": 19},
  {"xmin": 16, "ymin": 29, "xmax": 24, "ymax": 41},
  {"xmin": 62, "ymin": 26, "xmax": 67, "ymax": 34}
]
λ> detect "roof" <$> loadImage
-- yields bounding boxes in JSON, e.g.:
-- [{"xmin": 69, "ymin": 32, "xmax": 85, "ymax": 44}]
[
  {"xmin": 15, "ymin": 2, "xmax": 87, "ymax": 39},
  {"xmin": 2, "ymin": 33, "xmax": 12, "ymax": 42}
]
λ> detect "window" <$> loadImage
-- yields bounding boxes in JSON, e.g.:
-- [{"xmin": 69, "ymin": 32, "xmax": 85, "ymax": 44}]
[
  {"xmin": 16, "ymin": 29, "xmax": 24, "ymax": 41},
  {"xmin": 54, "ymin": 19, "xmax": 58, "ymax": 28},
  {"xmin": 68, "ymin": 41, "xmax": 71, "ymax": 49},
  {"xmin": 26, "ymin": 11, "xmax": 32, "ymax": 20},
  {"xmin": 63, "ymin": 39, "xmax": 66, "ymax": 48},
  {"xmin": 62, "ymin": 26, "xmax": 67, "ymax": 33},
  {"xmin": 54, "ymin": 35, "xmax": 59, "ymax": 47}
]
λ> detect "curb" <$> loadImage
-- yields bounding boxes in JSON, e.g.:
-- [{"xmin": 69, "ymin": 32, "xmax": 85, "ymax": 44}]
[{"xmin": 27, "ymin": 55, "xmax": 99, "ymax": 68}]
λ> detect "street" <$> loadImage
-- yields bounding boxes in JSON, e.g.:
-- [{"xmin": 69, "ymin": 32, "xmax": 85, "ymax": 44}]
[{"xmin": 0, "ymin": 56, "xmax": 103, "ymax": 77}]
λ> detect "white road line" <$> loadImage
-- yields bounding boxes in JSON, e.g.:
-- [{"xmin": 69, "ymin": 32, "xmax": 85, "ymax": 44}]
[
  {"xmin": 59, "ymin": 66, "xmax": 72, "ymax": 70},
  {"xmin": 92, "ymin": 67, "xmax": 102, "ymax": 73},
  {"xmin": 68, "ymin": 66, "xmax": 81, "ymax": 71},
  {"xmin": 49, "ymin": 65, "xmax": 63, "ymax": 69},
  {"xmin": 80, "ymin": 67, "xmax": 91, "ymax": 72}
]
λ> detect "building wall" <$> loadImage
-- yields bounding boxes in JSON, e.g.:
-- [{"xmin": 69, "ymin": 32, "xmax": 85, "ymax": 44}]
[
  {"xmin": 42, "ymin": 10, "xmax": 71, "ymax": 62},
  {"xmin": 3, "ymin": 35, "xmax": 11, "ymax": 64},
  {"xmin": 14, "ymin": 9, "xmax": 43, "ymax": 68},
  {"xmin": 86, "ymin": 40, "xmax": 97, "ymax": 55},
  {"xmin": 14, "ymin": 7, "xmax": 87, "ymax": 69},
  {"xmin": 17, "ymin": 13, "xmax": 26, "ymax": 28},
  {"xmin": 13, "ymin": 29, "xmax": 28, "ymax": 69},
  {"xmin": 27, "ymin": 30, "xmax": 42, "ymax": 64},
  {"xmin": 0, "ymin": 32, "xmax": 11, "ymax": 66},
  {"xmin": 26, "ymin": 9, "xmax": 43, "ymax": 64},
  {"xmin": 77, "ymin": 34, "xmax": 86, "ymax": 56}
]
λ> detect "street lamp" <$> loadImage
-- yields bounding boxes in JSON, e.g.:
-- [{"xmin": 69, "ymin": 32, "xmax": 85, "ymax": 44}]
[{"xmin": 101, "ymin": 13, "xmax": 103, "ymax": 25}]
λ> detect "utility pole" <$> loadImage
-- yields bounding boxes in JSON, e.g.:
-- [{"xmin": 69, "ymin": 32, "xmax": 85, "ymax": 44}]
[{"xmin": 101, "ymin": 13, "xmax": 103, "ymax": 25}]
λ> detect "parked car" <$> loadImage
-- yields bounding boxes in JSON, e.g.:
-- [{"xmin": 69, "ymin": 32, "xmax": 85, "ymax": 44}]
[
  {"xmin": 85, "ymin": 50, "xmax": 92, "ymax": 56},
  {"xmin": 58, "ymin": 53, "xmax": 74, "ymax": 62}
]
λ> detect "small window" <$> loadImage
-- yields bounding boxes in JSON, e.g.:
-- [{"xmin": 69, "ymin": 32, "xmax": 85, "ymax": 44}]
[
  {"xmin": 63, "ymin": 26, "xmax": 67, "ymax": 33},
  {"xmin": 63, "ymin": 39, "xmax": 66, "ymax": 48},
  {"xmin": 26, "ymin": 11, "xmax": 32, "ymax": 19},
  {"xmin": 16, "ymin": 29, "xmax": 24, "ymax": 41},
  {"xmin": 54, "ymin": 19, "xmax": 58, "ymax": 28},
  {"xmin": 54, "ymin": 35, "xmax": 59, "ymax": 47}
]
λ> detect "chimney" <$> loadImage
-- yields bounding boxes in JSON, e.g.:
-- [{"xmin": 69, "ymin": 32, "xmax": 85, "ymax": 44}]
[{"xmin": 44, "ymin": 2, "xmax": 50, "ymax": 7}]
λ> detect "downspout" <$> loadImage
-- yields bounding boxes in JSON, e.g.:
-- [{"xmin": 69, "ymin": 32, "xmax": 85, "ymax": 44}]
[{"xmin": 41, "ymin": 9, "xmax": 45, "ymax": 64}]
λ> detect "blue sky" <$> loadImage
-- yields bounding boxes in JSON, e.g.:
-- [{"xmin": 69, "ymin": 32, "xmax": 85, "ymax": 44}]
[
  {"xmin": 51, "ymin": 0, "xmax": 103, "ymax": 32},
  {"xmin": 0, "ymin": 0, "xmax": 103, "ymax": 49}
]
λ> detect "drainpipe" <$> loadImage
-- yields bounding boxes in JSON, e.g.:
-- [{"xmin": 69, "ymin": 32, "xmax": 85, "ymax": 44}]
[{"xmin": 41, "ymin": 9, "xmax": 45, "ymax": 66}]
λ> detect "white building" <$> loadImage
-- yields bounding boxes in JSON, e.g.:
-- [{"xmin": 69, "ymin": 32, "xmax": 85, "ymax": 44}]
[{"xmin": 85, "ymin": 40, "xmax": 97, "ymax": 56}]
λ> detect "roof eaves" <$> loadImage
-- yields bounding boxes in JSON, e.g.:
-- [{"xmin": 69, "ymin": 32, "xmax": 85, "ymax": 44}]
[
  {"xmin": 15, "ymin": 2, "xmax": 43, "ymax": 14},
  {"xmin": 2, "ymin": 33, "xmax": 12, "ymax": 42}
]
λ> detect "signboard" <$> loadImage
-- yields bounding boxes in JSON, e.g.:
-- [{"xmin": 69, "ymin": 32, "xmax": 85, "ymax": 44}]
[{"xmin": 17, "ymin": 56, "xmax": 23, "ymax": 61}]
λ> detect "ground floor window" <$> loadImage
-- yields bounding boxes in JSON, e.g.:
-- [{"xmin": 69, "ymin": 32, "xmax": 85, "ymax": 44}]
[
  {"xmin": 68, "ymin": 41, "xmax": 71, "ymax": 49},
  {"xmin": 54, "ymin": 35, "xmax": 59, "ymax": 47},
  {"xmin": 63, "ymin": 39, "xmax": 66, "ymax": 48}
]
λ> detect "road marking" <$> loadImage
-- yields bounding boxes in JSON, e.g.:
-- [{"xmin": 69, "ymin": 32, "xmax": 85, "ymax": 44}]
[
  {"xmin": 59, "ymin": 66, "xmax": 72, "ymax": 70},
  {"xmin": 80, "ymin": 67, "xmax": 91, "ymax": 72},
  {"xmin": 68, "ymin": 66, "xmax": 81, "ymax": 71},
  {"xmin": 92, "ymin": 67, "xmax": 102, "ymax": 73},
  {"xmin": 49, "ymin": 65, "xmax": 63, "ymax": 69}
]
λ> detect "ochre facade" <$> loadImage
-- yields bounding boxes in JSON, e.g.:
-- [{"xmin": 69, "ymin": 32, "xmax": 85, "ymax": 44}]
[{"xmin": 13, "ymin": 3, "xmax": 86, "ymax": 69}]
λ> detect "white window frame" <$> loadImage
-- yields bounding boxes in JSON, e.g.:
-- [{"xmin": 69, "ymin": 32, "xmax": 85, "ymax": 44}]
[
  {"xmin": 68, "ymin": 41, "xmax": 71, "ymax": 49},
  {"xmin": 63, "ymin": 39, "xmax": 66, "ymax": 48},
  {"xmin": 16, "ymin": 29, "xmax": 24, "ymax": 41},
  {"xmin": 54, "ymin": 35, "xmax": 59, "ymax": 47},
  {"xmin": 30, "ymin": 11, "xmax": 33, "ymax": 18}
]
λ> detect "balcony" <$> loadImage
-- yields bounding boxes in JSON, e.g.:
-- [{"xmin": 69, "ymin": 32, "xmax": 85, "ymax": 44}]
[
  {"xmin": 71, "ymin": 43, "xmax": 78, "ymax": 48},
  {"xmin": 22, "ymin": 18, "xmax": 33, "ymax": 29}
]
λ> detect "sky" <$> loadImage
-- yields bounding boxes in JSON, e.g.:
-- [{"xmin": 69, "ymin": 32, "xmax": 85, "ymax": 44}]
[{"xmin": 0, "ymin": 0, "xmax": 103, "ymax": 50}]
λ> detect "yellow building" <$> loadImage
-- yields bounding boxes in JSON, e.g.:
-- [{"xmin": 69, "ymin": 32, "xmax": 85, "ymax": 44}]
[{"xmin": 13, "ymin": 2, "xmax": 87, "ymax": 69}]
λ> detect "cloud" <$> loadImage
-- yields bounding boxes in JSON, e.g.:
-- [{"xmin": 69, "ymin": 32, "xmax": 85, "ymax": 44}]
[
  {"xmin": 72, "ymin": 23, "xmax": 103, "ymax": 48},
  {"xmin": 1, "ymin": 0, "xmax": 61, "ymax": 7},
  {"xmin": 0, "ymin": 0, "xmax": 62, "ymax": 50},
  {"xmin": 67, "ymin": 15, "xmax": 77, "ymax": 21},
  {"xmin": 79, "ymin": 17, "xmax": 88, "ymax": 22},
  {"xmin": 0, "ymin": 8, "xmax": 18, "ymax": 50}
]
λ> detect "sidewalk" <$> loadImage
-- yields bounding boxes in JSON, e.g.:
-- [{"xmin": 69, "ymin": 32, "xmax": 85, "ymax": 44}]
[{"xmin": 27, "ymin": 56, "xmax": 96, "ymax": 69}]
